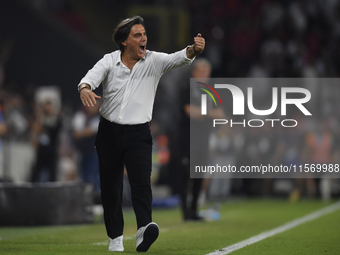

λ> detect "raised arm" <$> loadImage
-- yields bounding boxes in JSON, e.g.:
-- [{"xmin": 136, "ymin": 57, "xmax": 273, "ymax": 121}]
[
  {"xmin": 186, "ymin": 33, "xmax": 205, "ymax": 59},
  {"xmin": 151, "ymin": 33, "xmax": 206, "ymax": 75}
]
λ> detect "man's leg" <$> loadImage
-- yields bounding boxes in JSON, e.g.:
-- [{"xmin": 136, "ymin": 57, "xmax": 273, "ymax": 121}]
[
  {"xmin": 123, "ymin": 125, "xmax": 158, "ymax": 252},
  {"xmin": 179, "ymin": 135, "xmax": 190, "ymax": 220},
  {"xmin": 179, "ymin": 161, "xmax": 190, "ymax": 220},
  {"xmin": 95, "ymin": 119, "xmax": 125, "ymax": 239},
  {"xmin": 190, "ymin": 178, "xmax": 203, "ymax": 216},
  {"xmin": 124, "ymin": 127, "xmax": 153, "ymax": 229},
  {"xmin": 188, "ymin": 145, "xmax": 206, "ymax": 220}
]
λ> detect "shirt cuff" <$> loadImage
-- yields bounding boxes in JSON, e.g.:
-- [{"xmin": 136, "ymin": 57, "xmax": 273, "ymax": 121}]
[{"xmin": 78, "ymin": 79, "xmax": 94, "ymax": 91}]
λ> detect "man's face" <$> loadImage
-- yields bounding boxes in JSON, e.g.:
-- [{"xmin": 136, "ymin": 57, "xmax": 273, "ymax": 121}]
[{"xmin": 123, "ymin": 24, "xmax": 147, "ymax": 59}]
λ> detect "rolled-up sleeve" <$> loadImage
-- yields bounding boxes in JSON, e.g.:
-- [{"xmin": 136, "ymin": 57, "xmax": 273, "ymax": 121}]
[{"xmin": 152, "ymin": 46, "xmax": 195, "ymax": 76}]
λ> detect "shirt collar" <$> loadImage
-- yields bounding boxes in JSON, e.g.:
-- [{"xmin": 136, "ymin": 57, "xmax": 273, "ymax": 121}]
[{"xmin": 115, "ymin": 50, "xmax": 147, "ymax": 66}]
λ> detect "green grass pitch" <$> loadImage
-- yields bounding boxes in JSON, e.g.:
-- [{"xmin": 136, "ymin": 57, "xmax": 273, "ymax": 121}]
[{"xmin": 0, "ymin": 199, "xmax": 339, "ymax": 255}]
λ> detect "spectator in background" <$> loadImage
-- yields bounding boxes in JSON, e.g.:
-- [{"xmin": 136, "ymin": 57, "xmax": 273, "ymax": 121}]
[
  {"xmin": 290, "ymin": 120, "xmax": 333, "ymax": 201},
  {"xmin": 304, "ymin": 121, "xmax": 333, "ymax": 197},
  {"xmin": 179, "ymin": 58, "xmax": 225, "ymax": 221},
  {"xmin": 31, "ymin": 99, "xmax": 62, "ymax": 182},
  {"xmin": 72, "ymin": 103, "xmax": 101, "ymax": 198},
  {"xmin": 3, "ymin": 92, "xmax": 30, "ymax": 140},
  {"xmin": 0, "ymin": 89, "xmax": 35, "ymax": 182}
]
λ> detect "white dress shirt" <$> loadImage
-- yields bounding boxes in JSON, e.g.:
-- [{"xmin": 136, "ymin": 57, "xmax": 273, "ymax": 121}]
[{"xmin": 79, "ymin": 47, "xmax": 194, "ymax": 124}]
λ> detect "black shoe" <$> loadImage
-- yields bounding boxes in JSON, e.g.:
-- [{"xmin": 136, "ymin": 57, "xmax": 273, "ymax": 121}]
[{"xmin": 136, "ymin": 222, "xmax": 159, "ymax": 252}]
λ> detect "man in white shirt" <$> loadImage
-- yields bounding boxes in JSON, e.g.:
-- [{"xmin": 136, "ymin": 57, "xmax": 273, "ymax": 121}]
[{"xmin": 78, "ymin": 15, "xmax": 205, "ymax": 252}]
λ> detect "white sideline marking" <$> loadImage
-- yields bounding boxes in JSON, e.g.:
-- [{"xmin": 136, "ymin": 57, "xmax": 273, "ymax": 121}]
[
  {"xmin": 92, "ymin": 241, "xmax": 108, "ymax": 245},
  {"xmin": 206, "ymin": 201, "xmax": 340, "ymax": 255}
]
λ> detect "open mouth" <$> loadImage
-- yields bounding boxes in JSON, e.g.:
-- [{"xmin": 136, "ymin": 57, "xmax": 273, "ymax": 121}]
[{"xmin": 139, "ymin": 44, "xmax": 146, "ymax": 54}]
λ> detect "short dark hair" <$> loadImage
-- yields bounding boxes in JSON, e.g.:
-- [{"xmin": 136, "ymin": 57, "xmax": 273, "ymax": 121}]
[{"xmin": 112, "ymin": 16, "xmax": 145, "ymax": 52}]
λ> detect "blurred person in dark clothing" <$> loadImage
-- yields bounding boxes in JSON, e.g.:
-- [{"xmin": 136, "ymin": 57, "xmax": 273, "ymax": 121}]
[
  {"xmin": 31, "ymin": 100, "xmax": 61, "ymax": 182},
  {"xmin": 179, "ymin": 58, "xmax": 225, "ymax": 221},
  {"xmin": 72, "ymin": 103, "xmax": 100, "ymax": 196}
]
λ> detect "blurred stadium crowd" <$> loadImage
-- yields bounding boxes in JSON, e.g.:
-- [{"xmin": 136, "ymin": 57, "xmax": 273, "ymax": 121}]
[{"xmin": 1, "ymin": 0, "xmax": 340, "ymax": 202}]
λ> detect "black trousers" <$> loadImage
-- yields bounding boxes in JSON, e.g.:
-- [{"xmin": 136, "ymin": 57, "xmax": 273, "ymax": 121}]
[
  {"xmin": 179, "ymin": 133, "xmax": 206, "ymax": 219},
  {"xmin": 180, "ymin": 163, "xmax": 203, "ymax": 218},
  {"xmin": 95, "ymin": 117, "xmax": 153, "ymax": 239}
]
